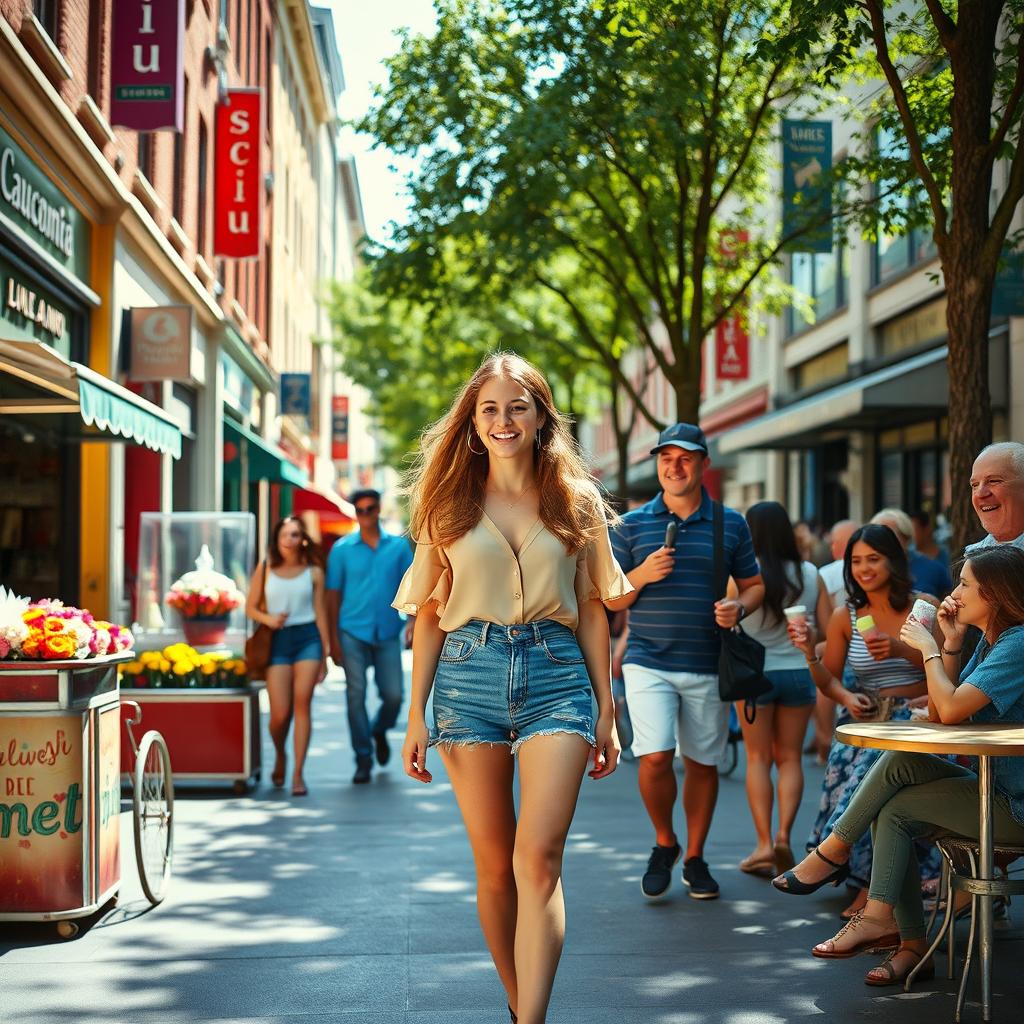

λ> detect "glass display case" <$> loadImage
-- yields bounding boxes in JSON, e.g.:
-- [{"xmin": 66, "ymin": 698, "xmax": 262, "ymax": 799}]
[{"xmin": 133, "ymin": 512, "xmax": 255, "ymax": 652}]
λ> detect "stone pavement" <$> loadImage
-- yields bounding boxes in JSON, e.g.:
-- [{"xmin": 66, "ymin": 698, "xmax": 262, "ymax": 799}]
[{"xmin": 1, "ymin": 669, "xmax": 1022, "ymax": 1023}]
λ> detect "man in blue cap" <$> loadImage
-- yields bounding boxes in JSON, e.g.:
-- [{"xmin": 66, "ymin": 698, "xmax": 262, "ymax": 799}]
[{"xmin": 609, "ymin": 423, "xmax": 764, "ymax": 901}]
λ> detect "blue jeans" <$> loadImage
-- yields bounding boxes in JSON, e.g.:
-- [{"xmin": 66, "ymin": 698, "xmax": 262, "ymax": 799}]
[{"xmin": 340, "ymin": 631, "xmax": 404, "ymax": 766}]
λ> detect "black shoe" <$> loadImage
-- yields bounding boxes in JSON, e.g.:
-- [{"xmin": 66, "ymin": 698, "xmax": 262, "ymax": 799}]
[
  {"xmin": 374, "ymin": 731, "xmax": 391, "ymax": 767},
  {"xmin": 353, "ymin": 762, "xmax": 372, "ymax": 784},
  {"xmin": 641, "ymin": 842, "xmax": 681, "ymax": 899},
  {"xmin": 771, "ymin": 846, "xmax": 850, "ymax": 896},
  {"xmin": 682, "ymin": 856, "xmax": 720, "ymax": 900}
]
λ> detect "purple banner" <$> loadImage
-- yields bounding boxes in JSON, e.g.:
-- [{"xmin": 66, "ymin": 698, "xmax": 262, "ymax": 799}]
[{"xmin": 110, "ymin": 0, "xmax": 185, "ymax": 132}]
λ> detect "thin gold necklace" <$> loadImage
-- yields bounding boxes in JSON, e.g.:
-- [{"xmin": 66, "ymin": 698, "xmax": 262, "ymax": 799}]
[{"xmin": 487, "ymin": 482, "xmax": 535, "ymax": 510}]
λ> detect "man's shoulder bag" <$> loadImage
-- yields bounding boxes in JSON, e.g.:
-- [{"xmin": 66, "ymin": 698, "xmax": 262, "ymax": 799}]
[
  {"xmin": 244, "ymin": 561, "xmax": 273, "ymax": 681},
  {"xmin": 712, "ymin": 501, "xmax": 770, "ymax": 723}
]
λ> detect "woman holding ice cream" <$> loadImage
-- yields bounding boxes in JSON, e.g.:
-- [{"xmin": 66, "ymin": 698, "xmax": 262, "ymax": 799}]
[
  {"xmin": 784, "ymin": 524, "xmax": 940, "ymax": 917},
  {"xmin": 734, "ymin": 502, "xmax": 831, "ymax": 877}
]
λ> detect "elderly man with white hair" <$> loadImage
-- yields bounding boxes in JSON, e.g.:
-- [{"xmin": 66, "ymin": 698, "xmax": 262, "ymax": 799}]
[
  {"xmin": 966, "ymin": 441, "xmax": 1024, "ymax": 554},
  {"xmin": 871, "ymin": 507, "xmax": 952, "ymax": 599}
]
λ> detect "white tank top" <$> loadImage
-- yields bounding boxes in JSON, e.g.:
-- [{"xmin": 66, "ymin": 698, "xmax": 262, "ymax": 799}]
[{"xmin": 263, "ymin": 567, "xmax": 316, "ymax": 626}]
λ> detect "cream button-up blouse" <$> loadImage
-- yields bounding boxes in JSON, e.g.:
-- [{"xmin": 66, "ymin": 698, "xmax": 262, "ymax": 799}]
[{"xmin": 392, "ymin": 512, "xmax": 633, "ymax": 633}]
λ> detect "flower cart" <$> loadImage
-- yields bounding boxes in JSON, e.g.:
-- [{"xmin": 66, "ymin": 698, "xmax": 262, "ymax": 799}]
[
  {"xmin": 129, "ymin": 513, "xmax": 261, "ymax": 792},
  {"xmin": 0, "ymin": 591, "xmax": 162, "ymax": 937}
]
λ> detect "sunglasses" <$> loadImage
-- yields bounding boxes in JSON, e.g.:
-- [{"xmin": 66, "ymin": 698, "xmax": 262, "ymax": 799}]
[{"xmin": 355, "ymin": 504, "xmax": 380, "ymax": 515}]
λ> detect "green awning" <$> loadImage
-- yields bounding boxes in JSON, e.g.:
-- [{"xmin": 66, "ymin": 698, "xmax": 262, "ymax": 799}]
[
  {"xmin": 75, "ymin": 364, "xmax": 182, "ymax": 459},
  {"xmin": 223, "ymin": 419, "xmax": 308, "ymax": 487}
]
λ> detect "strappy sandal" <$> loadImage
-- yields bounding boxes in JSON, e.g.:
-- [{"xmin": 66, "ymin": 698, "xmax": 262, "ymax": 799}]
[
  {"xmin": 864, "ymin": 945, "xmax": 935, "ymax": 987},
  {"xmin": 812, "ymin": 910, "xmax": 900, "ymax": 959},
  {"xmin": 772, "ymin": 846, "xmax": 850, "ymax": 895}
]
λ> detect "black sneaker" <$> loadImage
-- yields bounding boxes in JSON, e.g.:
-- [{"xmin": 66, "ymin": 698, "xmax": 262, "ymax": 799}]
[
  {"xmin": 641, "ymin": 843, "xmax": 681, "ymax": 899},
  {"xmin": 374, "ymin": 731, "xmax": 391, "ymax": 767},
  {"xmin": 682, "ymin": 856, "xmax": 720, "ymax": 900},
  {"xmin": 353, "ymin": 761, "xmax": 372, "ymax": 785}
]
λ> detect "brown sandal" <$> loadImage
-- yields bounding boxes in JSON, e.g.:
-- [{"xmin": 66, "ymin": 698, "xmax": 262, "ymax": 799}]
[
  {"xmin": 864, "ymin": 946, "xmax": 935, "ymax": 987},
  {"xmin": 812, "ymin": 911, "xmax": 900, "ymax": 959}
]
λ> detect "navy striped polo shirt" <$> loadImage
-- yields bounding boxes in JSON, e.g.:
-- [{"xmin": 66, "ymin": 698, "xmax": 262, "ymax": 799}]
[{"xmin": 611, "ymin": 489, "xmax": 760, "ymax": 674}]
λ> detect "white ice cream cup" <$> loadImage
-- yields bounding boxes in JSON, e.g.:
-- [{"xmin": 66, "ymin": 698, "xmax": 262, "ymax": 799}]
[
  {"xmin": 784, "ymin": 605, "xmax": 807, "ymax": 625},
  {"xmin": 909, "ymin": 598, "xmax": 937, "ymax": 631}
]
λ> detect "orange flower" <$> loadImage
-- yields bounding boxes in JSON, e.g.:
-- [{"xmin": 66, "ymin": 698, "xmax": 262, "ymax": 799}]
[
  {"xmin": 22, "ymin": 608, "xmax": 45, "ymax": 627},
  {"xmin": 20, "ymin": 628, "xmax": 45, "ymax": 658},
  {"xmin": 41, "ymin": 632, "xmax": 77, "ymax": 659},
  {"xmin": 43, "ymin": 616, "xmax": 67, "ymax": 634}
]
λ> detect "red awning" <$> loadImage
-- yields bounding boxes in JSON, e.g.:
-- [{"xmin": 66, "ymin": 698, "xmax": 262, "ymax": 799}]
[{"xmin": 293, "ymin": 485, "xmax": 355, "ymax": 520}]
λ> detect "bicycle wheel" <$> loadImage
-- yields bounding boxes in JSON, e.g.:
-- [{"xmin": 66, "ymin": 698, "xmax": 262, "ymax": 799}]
[
  {"xmin": 719, "ymin": 734, "xmax": 739, "ymax": 776},
  {"xmin": 133, "ymin": 730, "xmax": 174, "ymax": 905}
]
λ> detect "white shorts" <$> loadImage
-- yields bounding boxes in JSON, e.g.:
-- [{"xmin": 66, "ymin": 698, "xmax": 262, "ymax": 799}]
[{"xmin": 622, "ymin": 664, "xmax": 729, "ymax": 765}]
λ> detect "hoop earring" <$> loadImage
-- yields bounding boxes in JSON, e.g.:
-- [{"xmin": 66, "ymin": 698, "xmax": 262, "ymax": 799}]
[{"xmin": 467, "ymin": 426, "xmax": 486, "ymax": 455}]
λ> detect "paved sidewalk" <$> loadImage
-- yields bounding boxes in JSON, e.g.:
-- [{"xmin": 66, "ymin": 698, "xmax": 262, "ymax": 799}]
[{"xmin": 1, "ymin": 670, "xmax": 1022, "ymax": 1022}]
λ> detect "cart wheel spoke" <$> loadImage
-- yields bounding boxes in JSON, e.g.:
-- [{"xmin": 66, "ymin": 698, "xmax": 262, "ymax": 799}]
[{"xmin": 133, "ymin": 731, "xmax": 174, "ymax": 905}]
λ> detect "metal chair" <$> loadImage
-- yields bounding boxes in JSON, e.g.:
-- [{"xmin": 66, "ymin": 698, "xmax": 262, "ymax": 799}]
[{"xmin": 908, "ymin": 837, "xmax": 1024, "ymax": 1021}]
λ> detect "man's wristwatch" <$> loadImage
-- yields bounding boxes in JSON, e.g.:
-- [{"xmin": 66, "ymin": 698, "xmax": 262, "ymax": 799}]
[{"xmin": 736, "ymin": 603, "xmax": 747, "ymax": 622}]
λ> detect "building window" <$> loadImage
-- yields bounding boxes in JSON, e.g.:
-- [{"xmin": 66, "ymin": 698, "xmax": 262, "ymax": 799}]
[
  {"xmin": 197, "ymin": 117, "xmax": 209, "ymax": 256},
  {"xmin": 787, "ymin": 244, "xmax": 848, "ymax": 336},
  {"xmin": 33, "ymin": 0, "xmax": 58, "ymax": 37}
]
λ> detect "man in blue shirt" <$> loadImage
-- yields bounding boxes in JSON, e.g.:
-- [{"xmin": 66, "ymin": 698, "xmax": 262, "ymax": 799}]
[
  {"xmin": 610, "ymin": 424, "xmax": 764, "ymax": 901},
  {"xmin": 326, "ymin": 489, "xmax": 414, "ymax": 784}
]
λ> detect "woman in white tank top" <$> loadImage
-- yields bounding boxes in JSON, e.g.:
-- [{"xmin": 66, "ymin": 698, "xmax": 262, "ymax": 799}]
[{"xmin": 245, "ymin": 515, "xmax": 329, "ymax": 796}]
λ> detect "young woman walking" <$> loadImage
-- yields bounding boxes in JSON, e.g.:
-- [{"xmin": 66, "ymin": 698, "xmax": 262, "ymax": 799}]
[
  {"xmin": 246, "ymin": 516, "xmax": 329, "ymax": 796},
  {"xmin": 394, "ymin": 352, "xmax": 630, "ymax": 1024},
  {"xmin": 736, "ymin": 501, "xmax": 830, "ymax": 877}
]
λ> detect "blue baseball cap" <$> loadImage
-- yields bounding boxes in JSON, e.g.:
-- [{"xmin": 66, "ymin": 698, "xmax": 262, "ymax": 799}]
[{"xmin": 650, "ymin": 423, "xmax": 709, "ymax": 456}]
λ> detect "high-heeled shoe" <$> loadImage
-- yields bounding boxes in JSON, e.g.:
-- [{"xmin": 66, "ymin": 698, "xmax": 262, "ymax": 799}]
[{"xmin": 772, "ymin": 846, "xmax": 850, "ymax": 895}]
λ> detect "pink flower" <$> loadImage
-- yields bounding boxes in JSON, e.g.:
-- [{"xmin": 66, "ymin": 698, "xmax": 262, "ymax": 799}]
[{"xmin": 0, "ymin": 637, "xmax": 10, "ymax": 658}]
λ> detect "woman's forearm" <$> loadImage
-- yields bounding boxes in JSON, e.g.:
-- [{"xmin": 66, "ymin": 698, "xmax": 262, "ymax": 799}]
[
  {"xmin": 806, "ymin": 656, "xmax": 847, "ymax": 704},
  {"xmin": 408, "ymin": 610, "xmax": 444, "ymax": 721},
  {"xmin": 577, "ymin": 599, "xmax": 613, "ymax": 715}
]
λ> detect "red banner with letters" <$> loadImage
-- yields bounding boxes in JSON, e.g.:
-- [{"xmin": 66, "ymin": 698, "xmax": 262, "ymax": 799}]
[
  {"xmin": 213, "ymin": 89, "xmax": 262, "ymax": 259},
  {"xmin": 715, "ymin": 315, "xmax": 749, "ymax": 380},
  {"xmin": 331, "ymin": 396, "xmax": 349, "ymax": 461}
]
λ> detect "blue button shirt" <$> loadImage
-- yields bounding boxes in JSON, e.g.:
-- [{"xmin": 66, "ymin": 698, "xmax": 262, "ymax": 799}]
[
  {"xmin": 611, "ymin": 489, "xmax": 760, "ymax": 675},
  {"xmin": 963, "ymin": 625, "xmax": 1024, "ymax": 826},
  {"xmin": 325, "ymin": 531, "xmax": 415, "ymax": 645},
  {"xmin": 909, "ymin": 550, "xmax": 952, "ymax": 599}
]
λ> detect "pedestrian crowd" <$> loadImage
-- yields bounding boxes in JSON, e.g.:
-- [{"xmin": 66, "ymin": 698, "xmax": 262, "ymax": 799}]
[{"xmin": 242, "ymin": 349, "xmax": 1024, "ymax": 1024}]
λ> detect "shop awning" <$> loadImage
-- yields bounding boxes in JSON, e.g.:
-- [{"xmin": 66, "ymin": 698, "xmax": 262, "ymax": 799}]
[
  {"xmin": 0, "ymin": 339, "xmax": 182, "ymax": 458},
  {"xmin": 717, "ymin": 340, "xmax": 1007, "ymax": 455},
  {"xmin": 292, "ymin": 485, "xmax": 356, "ymax": 520},
  {"xmin": 223, "ymin": 419, "xmax": 309, "ymax": 487}
]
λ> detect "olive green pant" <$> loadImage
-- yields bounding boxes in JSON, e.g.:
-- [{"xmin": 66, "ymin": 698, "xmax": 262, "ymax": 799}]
[{"xmin": 830, "ymin": 750, "xmax": 1024, "ymax": 939}]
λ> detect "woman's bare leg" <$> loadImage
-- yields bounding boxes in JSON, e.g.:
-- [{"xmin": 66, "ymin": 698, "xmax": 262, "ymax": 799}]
[
  {"xmin": 772, "ymin": 704, "xmax": 814, "ymax": 848},
  {"xmin": 737, "ymin": 701, "xmax": 775, "ymax": 864},
  {"xmin": 265, "ymin": 664, "xmax": 294, "ymax": 783},
  {"xmin": 290, "ymin": 659, "xmax": 319, "ymax": 790},
  {"xmin": 439, "ymin": 744, "xmax": 519, "ymax": 1013},
  {"xmin": 513, "ymin": 733, "xmax": 591, "ymax": 1024}
]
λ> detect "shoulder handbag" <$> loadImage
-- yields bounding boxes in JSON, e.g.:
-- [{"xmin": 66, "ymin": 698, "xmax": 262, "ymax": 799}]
[
  {"xmin": 713, "ymin": 501, "xmax": 771, "ymax": 723},
  {"xmin": 244, "ymin": 561, "xmax": 273, "ymax": 681}
]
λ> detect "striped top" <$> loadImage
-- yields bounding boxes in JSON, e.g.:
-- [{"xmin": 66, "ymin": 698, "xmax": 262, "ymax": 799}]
[
  {"xmin": 846, "ymin": 605, "xmax": 924, "ymax": 694},
  {"xmin": 611, "ymin": 490, "xmax": 759, "ymax": 674}
]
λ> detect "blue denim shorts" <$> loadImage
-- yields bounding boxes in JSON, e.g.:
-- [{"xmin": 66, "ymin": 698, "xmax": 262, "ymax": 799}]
[
  {"xmin": 269, "ymin": 621, "xmax": 323, "ymax": 665},
  {"xmin": 755, "ymin": 667, "xmax": 816, "ymax": 707},
  {"xmin": 430, "ymin": 619, "xmax": 596, "ymax": 755}
]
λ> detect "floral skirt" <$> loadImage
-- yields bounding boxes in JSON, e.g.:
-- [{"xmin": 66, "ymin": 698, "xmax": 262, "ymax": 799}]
[{"xmin": 806, "ymin": 699, "xmax": 942, "ymax": 888}]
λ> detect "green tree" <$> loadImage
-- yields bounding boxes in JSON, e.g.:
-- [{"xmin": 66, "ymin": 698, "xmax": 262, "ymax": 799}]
[
  {"xmin": 785, "ymin": 0, "xmax": 1024, "ymax": 553},
  {"xmin": 358, "ymin": 0, "xmax": 833, "ymax": 432}
]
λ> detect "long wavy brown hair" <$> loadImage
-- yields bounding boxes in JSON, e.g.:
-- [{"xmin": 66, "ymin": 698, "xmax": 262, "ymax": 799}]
[{"xmin": 407, "ymin": 352, "xmax": 616, "ymax": 552}]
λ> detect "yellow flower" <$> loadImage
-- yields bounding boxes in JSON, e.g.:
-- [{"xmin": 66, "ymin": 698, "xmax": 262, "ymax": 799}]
[
  {"xmin": 201, "ymin": 661, "xmax": 217, "ymax": 676},
  {"xmin": 43, "ymin": 616, "xmax": 67, "ymax": 634},
  {"xmin": 121, "ymin": 661, "xmax": 144, "ymax": 675},
  {"xmin": 233, "ymin": 661, "xmax": 247, "ymax": 674},
  {"xmin": 140, "ymin": 651, "xmax": 161, "ymax": 667},
  {"xmin": 158, "ymin": 658, "xmax": 171, "ymax": 673},
  {"xmin": 172, "ymin": 661, "xmax": 192, "ymax": 676}
]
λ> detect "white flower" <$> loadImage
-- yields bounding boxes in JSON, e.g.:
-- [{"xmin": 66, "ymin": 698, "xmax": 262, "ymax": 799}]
[{"xmin": 0, "ymin": 587, "xmax": 30, "ymax": 651}]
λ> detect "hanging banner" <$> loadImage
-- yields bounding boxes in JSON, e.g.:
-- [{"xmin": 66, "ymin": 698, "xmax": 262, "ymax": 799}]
[
  {"xmin": 331, "ymin": 396, "xmax": 349, "ymax": 461},
  {"xmin": 715, "ymin": 315, "xmax": 749, "ymax": 380},
  {"xmin": 214, "ymin": 89, "xmax": 263, "ymax": 259},
  {"xmin": 128, "ymin": 306, "xmax": 193, "ymax": 382},
  {"xmin": 281, "ymin": 374, "xmax": 312, "ymax": 417},
  {"xmin": 782, "ymin": 120, "xmax": 832, "ymax": 253},
  {"xmin": 110, "ymin": 0, "xmax": 186, "ymax": 132}
]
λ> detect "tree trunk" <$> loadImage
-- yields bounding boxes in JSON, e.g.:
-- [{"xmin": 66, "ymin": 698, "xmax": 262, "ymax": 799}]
[
  {"xmin": 672, "ymin": 375, "xmax": 701, "ymax": 425},
  {"xmin": 945, "ymin": 260, "xmax": 994, "ymax": 557}
]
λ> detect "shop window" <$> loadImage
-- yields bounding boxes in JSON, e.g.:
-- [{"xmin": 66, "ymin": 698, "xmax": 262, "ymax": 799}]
[{"xmin": 33, "ymin": 0, "xmax": 58, "ymax": 37}]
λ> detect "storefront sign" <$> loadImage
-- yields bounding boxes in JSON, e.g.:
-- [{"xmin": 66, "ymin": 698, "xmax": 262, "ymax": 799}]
[
  {"xmin": 220, "ymin": 350, "xmax": 256, "ymax": 417},
  {"xmin": 128, "ymin": 305, "xmax": 192, "ymax": 382},
  {"xmin": 0, "ymin": 713, "xmax": 84, "ymax": 913},
  {"xmin": 214, "ymin": 90, "xmax": 263, "ymax": 259},
  {"xmin": 331, "ymin": 395, "xmax": 349, "ymax": 461},
  {"xmin": 715, "ymin": 315, "xmax": 749, "ymax": 380},
  {"xmin": 879, "ymin": 297, "xmax": 947, "ymax": 358},
  {"xmin": 0, "ymin": 123, "xmax": 90, "ymax": 282},
  {"xmin": 0, "ymin": 255, "xmax": 73, "ymax": 356},
  {"xmin": 281, "ymin": 373, "xmax": 311, "ymax": 417},
  {"xmin": 110, "ymin": 0, "xmax": 186, "ymax": 132},
  {"xmin": 782, "ymin": 120, "xmax": 833, "ymax": 254}
]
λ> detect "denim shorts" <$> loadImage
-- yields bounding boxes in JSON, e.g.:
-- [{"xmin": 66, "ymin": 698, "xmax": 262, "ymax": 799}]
[
  {"xmin": 269, "ymin": 621, "xmax": 323, "ymax": 665},
  {"xmin": 430, "ymin": 619, "xmax": 595, "ymax": 755},
  {"xmin": 755, "ymin": 667, "xmax": 816, "ymax": 707}
]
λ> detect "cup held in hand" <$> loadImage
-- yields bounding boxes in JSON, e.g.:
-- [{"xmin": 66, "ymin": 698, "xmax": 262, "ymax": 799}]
[{"xmin": 908, "ymin": 598, "xmax": 937, "ymax": 631}]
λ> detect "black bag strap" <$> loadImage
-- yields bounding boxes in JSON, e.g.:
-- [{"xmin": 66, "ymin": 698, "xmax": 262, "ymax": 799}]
[{"xmin": 712, "ymin": 501, "xmax": 727, "ymax": 602}]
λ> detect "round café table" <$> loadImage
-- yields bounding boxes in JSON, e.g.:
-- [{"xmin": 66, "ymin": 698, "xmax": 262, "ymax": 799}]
[{"xmin": 837, "ymin": 720, "xmax": 1024, "ymax": 1023}]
